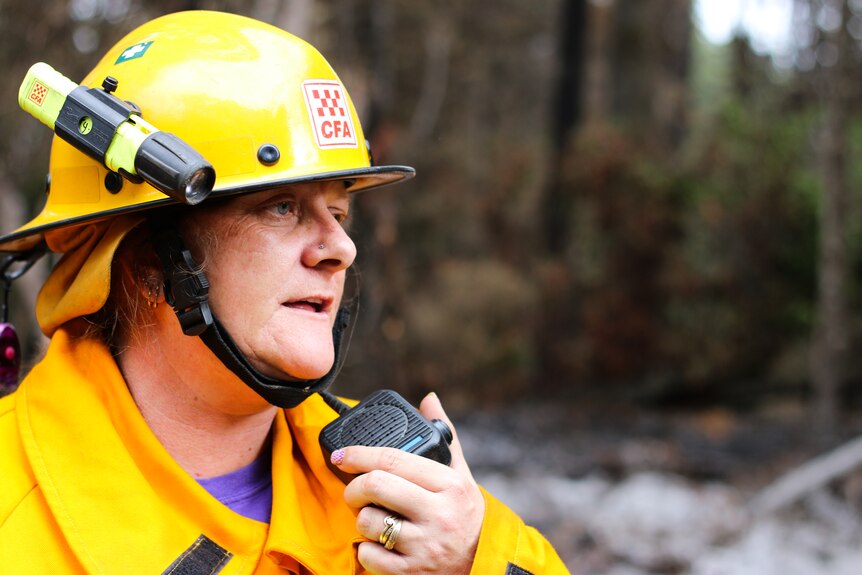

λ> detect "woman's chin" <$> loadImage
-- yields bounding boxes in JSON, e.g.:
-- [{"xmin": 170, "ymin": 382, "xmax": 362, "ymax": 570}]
[
  {"xmin": 257, "ymin": 351, "xmax": 336, "ymax": 381},
  {"xmin": 282, "ymin": 362, "xmax": 334, "ymax": 381}
]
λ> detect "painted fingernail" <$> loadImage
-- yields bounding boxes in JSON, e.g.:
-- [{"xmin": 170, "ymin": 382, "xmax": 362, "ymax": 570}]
[{"xmin": 331, "ymin": 449, "xmax": 345, "ymax": 465}]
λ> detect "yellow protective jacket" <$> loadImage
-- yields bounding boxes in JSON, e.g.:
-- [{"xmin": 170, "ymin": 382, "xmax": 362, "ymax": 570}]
[{"xmin": 0, "ymin": 329, "xmax": 569, "ymax": 574}]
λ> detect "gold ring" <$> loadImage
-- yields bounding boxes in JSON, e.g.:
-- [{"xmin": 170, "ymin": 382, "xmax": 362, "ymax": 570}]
[
  {"xmin": 378, "ymin": 515, "xmax": 397, "ymax": 545},
  {"xmin": 378, "ymin": 514, "xmax": 403, "ymax": 551}
]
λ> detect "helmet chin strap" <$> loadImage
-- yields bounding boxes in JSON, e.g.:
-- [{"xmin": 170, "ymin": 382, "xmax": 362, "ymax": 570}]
[{"xmin": 151, "ymin": 221, "xmax": 353, "ymax": 409}]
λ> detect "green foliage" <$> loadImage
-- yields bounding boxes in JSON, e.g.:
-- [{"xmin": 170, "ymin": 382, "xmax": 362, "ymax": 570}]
[
  {"xmin": 545, "ymin": 78, "xmax": 822, "ymax": 397},
  {"xmin": 673, "ymin": 93, "xmax": 819, "ymax": 385}
]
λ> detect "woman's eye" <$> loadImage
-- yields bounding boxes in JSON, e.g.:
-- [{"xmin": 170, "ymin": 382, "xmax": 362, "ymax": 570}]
[
  {"xmin": 273, "ymin": 201, "xmax": 296, "ymax": 216},
  {"xmin": 331, "ymin": 210, "xmax": 352, "ymax": 228}
]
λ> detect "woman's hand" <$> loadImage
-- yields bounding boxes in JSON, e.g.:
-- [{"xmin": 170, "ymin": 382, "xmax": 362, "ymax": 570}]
[{"xmin": 333, "ymin": 392, "xmax": 485, "ymax": 575}]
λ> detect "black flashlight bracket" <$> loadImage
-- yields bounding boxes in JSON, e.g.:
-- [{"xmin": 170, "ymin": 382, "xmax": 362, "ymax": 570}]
[{"xmin": 54, "ymin": 79, "xmax": 138, "ymax": 167}]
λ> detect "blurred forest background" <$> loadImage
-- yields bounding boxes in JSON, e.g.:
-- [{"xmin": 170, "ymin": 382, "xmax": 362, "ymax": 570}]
[
  {"xmin": 5, "ymin": 0, "xmax": 861, "ymax": 433},
  {"xmin": 4, "ymin": 0, "xmax": 862, "ymax": 572}
]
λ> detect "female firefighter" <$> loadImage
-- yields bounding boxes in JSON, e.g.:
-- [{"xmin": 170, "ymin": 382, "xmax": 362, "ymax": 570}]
[{"xmin": 0, "ymin": 11, "xmax": 568, "ymax": 575}]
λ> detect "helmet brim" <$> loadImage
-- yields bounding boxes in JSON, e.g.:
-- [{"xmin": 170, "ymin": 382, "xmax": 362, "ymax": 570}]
[{"xmin": 0, "ymin": 165, "xmax": 415, "ymax": 253}]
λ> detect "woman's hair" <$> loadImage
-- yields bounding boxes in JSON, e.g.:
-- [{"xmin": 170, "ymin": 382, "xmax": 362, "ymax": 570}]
[{"xmin": 83, "ymin": 224, "xmax": 161, "ymax": 350}]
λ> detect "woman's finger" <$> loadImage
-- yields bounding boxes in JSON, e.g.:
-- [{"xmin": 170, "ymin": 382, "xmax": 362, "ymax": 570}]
[
  {"xmin": 418, "ymin": 392, "xmax": 474, "ymax": 480},
  {"xmin": 334, "ymin": 444, "xmax": 459, "ymax": 493},
  {"xmin": 356, "ymin": 540, "xmax": 412, "ymax": 575},
  {"xmin": 355, "ymin": 506, "xmax": 416, "ymax": 552},
  {"xmin": 343, "ymin": 466, "xmax": 433, "ymax": 518}
]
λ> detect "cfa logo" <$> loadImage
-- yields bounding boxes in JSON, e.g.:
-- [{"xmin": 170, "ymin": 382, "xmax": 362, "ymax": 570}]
[
  {"xmin": 321, "ymin": 119, "xmax": 351, "ymax": 139},
  {"xmin": 302, "ymin": 80, "xmax": 358, "ymax": 149}
]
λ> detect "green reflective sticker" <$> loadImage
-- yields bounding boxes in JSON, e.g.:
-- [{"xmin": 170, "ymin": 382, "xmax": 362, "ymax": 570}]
[{"xmin": 115, "ymin": 41, "xmax": 153, "ymax": 64}]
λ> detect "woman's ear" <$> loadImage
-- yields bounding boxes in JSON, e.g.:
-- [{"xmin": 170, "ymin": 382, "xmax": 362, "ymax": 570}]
[
  {"xmin": 95, "ymin": 229, "xmax": 167, "ymax": 346},
  {"xmin": 119, "ymin": 226, "xmax": 165, "ymax": 308},
  {"xmin": 138, "ymin": 272, "xmax": 165, "ymax": 308}
]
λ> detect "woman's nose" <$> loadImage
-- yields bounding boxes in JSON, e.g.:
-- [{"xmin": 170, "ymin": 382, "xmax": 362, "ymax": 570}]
[{"xmin": 304, "ymin": 216, "xmax": 357, "ymax": 272}]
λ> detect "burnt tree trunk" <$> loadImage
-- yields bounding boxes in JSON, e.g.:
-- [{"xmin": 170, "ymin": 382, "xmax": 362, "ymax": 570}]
[
  {"xmin": 612, "ymin": 0, "xmax": 691, "ymax": 151},
  {"xmin": 811, "ymin": 0, "xmax": 853, "ymax": 441},
  {"xmin": 543, "ymin": 0, "xmax": 587, "ymax": 256}
]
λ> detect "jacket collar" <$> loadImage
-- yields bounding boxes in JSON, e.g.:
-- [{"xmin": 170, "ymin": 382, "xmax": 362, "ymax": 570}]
[{"xmin": 17, "ymin": 328, "xmax": 361, "ymax": 574}]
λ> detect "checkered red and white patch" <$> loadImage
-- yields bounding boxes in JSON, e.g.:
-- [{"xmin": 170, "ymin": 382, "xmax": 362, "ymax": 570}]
[
  {"xmin": 28, "ymin": 81, "xmax": 48, "ymax": 106},
  {"xmin": 302, "ymin": 80, "xmax": 358, "ymax": 149}
]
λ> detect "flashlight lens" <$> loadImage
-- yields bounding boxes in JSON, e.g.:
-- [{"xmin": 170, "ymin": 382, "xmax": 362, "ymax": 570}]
[
  {"xmin": 135, "ymin": 131, "xmax": 215, "ymax": 205},
  {"xmin": 184, "ymin": 168, "xmax": 214, "ymax": 205}
]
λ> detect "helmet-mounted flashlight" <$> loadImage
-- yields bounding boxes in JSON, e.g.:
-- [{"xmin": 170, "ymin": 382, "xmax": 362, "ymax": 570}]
[{"xmin": 18, "ymin": 62, "xmax": 215, "ymax": 205}]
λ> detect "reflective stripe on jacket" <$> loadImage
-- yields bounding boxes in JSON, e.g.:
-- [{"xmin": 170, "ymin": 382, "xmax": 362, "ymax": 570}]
[{"xmin": 0, "ymin": 328, "xmax": 569, "ymax": 574}]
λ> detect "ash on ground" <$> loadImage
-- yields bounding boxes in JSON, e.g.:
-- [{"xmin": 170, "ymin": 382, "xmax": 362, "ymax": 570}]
[{"xmin": 454, "ymin": 401, "xmax": 862, "ymax": 575}]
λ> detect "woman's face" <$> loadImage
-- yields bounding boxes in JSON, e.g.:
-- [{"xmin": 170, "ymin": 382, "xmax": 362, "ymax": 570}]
[{"xmin": 184, "ymin": 181, "xmax": 356, "ymax": 381}]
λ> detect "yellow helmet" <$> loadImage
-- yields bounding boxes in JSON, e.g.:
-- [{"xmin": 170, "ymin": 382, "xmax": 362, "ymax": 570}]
[{"xmin": 0, "ymin": 10, "xmax": 414, "ymax": 252}]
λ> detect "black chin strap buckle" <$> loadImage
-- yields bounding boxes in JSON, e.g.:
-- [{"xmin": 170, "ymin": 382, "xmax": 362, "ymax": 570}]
[{"xmin": 152, "ymin": 226, "xmax": 213, "ymax": 336}]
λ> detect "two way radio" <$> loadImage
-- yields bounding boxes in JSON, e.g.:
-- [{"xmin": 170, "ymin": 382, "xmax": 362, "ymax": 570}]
[{"xmin": 320, "ymin": 390, "xmax": 454, "ymax": 484}]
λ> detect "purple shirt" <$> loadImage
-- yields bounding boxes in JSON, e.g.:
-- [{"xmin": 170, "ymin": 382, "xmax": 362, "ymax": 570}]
[{"xmin": 197, "ymin": 449, "xmax": 273, "ymax": 523}]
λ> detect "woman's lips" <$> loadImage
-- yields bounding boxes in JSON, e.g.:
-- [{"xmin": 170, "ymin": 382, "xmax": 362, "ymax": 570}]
[{"xmin": 283, "ymin": 296, "xmax": 332, "ymax": 313}]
